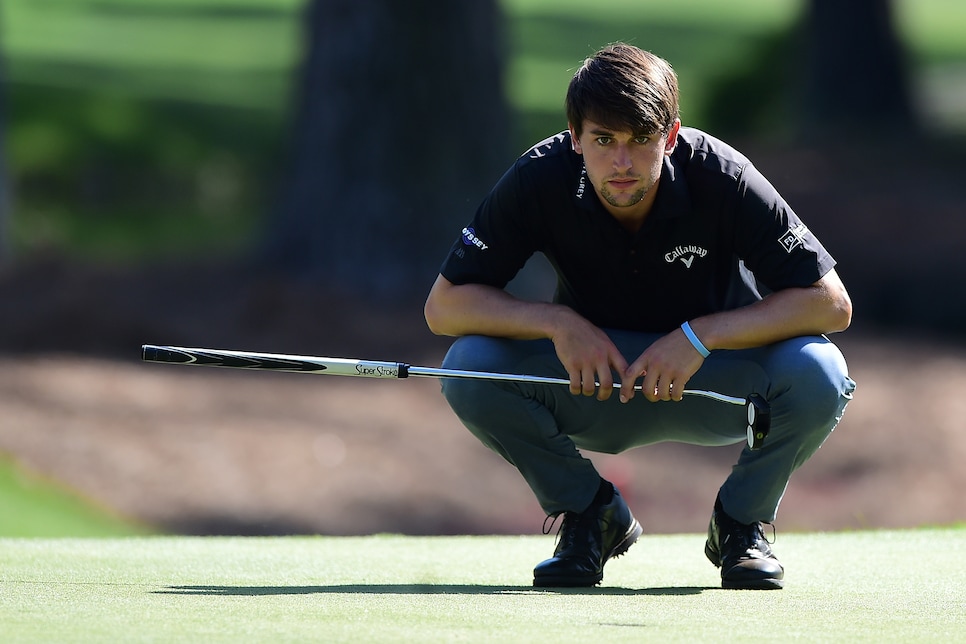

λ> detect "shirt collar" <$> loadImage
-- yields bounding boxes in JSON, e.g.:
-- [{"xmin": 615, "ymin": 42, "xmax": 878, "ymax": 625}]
[{"xmin": 573, "ymin": 154, "xmax": 693, "ymax": 222}]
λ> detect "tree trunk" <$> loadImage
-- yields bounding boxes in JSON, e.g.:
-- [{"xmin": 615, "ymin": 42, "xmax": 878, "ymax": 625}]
[
  {"xmin": 260, "ymin": 0, "xmax": 511, "ymax": 301},
  {"xmin": 801, "ymin": 0, "xmax": 917, "ymax": 136}
]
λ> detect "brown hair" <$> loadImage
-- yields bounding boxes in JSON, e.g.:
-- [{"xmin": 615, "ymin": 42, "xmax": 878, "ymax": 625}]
[{"xmin": 565, "ymin": 44, "xmax": 680, "ymax": 138}]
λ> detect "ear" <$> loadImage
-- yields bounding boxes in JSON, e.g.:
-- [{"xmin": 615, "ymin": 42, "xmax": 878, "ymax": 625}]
[
  {"xmin": 664, "ymin": 119, "xmax": 681, "ymax": 155},
  {"xmin": 568, "ymin": 123, "xmax": 583, "ymax": 154}
]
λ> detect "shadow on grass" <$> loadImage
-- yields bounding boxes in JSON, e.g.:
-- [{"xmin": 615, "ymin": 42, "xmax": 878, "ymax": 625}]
[{"xmin": 155, "ymin": 584, "xmax": 713, "ymax": 596}]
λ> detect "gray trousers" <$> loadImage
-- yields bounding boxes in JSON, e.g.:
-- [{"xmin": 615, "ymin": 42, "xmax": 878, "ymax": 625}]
[{"xmin": 439, "ymin": 329, "xmax": 856, "ymax": 525}]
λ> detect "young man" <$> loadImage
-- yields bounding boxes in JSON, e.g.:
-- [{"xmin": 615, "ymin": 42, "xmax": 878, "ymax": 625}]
[{"xmin": 424, "ymin": 44, "xmax": 855, "ymax": 590}]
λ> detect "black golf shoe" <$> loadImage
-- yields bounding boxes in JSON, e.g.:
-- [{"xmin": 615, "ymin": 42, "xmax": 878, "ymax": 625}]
[
  {"xmin": 532, "ymin": 483, "xmax": 642, "ymax": 587},
  {"xmin": 704, "ymin": 502, "xmax": 784, "ymax": 590}
]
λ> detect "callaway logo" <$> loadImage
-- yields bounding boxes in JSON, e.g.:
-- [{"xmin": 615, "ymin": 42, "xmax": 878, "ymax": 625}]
[
  {"xmin": 779, "ymin": 223, "xmax": 809, "ymax": 253},
  {"xmin": 664, "ymin": 245, "xmax": 708, "ymax": 268},
  {"xmin": 462, "ymin": 227, "xmax": 489, "ymax": 251}
]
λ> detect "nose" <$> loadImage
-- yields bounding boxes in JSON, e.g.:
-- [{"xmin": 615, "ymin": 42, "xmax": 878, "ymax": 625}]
[{"xmin": 613, "ymin": 144, "xmax": 632, "ymax": 172}]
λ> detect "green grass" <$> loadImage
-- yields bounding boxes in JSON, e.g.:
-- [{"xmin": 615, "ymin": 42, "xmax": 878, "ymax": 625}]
[
  {"xmin": 1, "ymin": 0, "xmax": 303, "ymax": 110},
  {"xmin": 0, "ymin": 456, "xmax": 149, "ymax": 537},
  {"xmin": 1, "ymin": 530, "xmax": 963, "ymax": 642}
]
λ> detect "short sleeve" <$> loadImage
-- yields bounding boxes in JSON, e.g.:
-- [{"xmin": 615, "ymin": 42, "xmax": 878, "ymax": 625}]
[
  {"xmin": 733, "ymin": 164, "xmax": 836, "ymax": 291},
  {"xmin": 439, "ymin": 163, "xmax": 542, "ymax": 288}
]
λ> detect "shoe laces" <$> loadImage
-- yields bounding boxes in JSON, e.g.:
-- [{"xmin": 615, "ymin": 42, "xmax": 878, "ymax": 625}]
[
  {"xmin": 542, "ymin": 513, "xmax": 562, "ymax": 536},
  {"xmin": 762, "ymin": 521, "xmax": 777, "ymax": 545},
  {"xmin": 722, "ymin": 516, "xmax": 776, "ymax": 551},
  {"xmin": 542, "ymin": 510, "xmax": 593, "ymax": 548}
]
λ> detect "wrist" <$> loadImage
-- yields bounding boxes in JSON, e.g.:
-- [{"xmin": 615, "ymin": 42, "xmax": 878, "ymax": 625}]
[
  {"xmin": 681, "ymin": 321, "xmax": 711, "ymax": 358},
  {"xmin": 540, "ymin": 302, "xmax": 580, "ymax": 340}
]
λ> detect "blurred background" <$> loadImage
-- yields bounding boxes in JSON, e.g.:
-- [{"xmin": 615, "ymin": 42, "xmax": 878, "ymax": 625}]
[{"xmin": 0, "ymin": 0, "xmax": 964, "ymax": 537}]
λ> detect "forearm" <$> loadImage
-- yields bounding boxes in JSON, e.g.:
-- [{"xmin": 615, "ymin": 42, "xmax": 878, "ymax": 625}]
[
  {"xmin": 688, "ymin": 271, "xmax": 853, "ymax": 351},
  {"xmin": 424, "ymin": 275, "xmax": 572, "ymax": 340}
]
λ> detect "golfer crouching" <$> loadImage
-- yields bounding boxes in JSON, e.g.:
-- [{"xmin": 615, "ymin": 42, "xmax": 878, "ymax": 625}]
[{"xmin": 424, "ymin": 44, "xmax": 855, "ymax": 590}]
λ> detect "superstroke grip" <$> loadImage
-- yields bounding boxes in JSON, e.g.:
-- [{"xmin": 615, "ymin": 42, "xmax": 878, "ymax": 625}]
[{"xmin": 140, "ymin": 345, "xmax": 409, "ymax": 378}]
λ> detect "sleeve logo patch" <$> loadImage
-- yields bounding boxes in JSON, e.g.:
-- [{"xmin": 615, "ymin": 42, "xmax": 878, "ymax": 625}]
[
  {"xmin": 778, "ymin": 223, "xmax": 809, "ymax": 253},
  {"xmin": 462, "ymin": 227, "xmax": 489, "ymax": 251}
]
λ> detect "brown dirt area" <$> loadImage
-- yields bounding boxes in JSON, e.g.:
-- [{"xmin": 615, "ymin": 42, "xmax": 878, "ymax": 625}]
[{"xmin": 1, "ymin": 259, "xmax": 964, "ymax": 536}]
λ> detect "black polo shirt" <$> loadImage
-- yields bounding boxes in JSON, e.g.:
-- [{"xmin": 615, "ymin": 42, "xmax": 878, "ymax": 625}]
[{"xmin": 439, "ymin": 127, "xmax": 836, "ymax": 333}]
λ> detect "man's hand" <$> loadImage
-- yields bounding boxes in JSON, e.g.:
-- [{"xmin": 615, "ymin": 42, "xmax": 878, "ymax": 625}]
[
  {"xmin": 620, "ymin": 327, "xmax": 706, "ymax": 402},
  {"xmin": 425, "ymin": 276, "xmax": 631, "ymax": 401},
  {"xmin": 550, "ymin": 313, "xmax": 628, "ymax": 401}
]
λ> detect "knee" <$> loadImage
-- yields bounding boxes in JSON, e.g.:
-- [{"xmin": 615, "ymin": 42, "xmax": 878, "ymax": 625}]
[
  {"xmin": 439, "ymin": 336, "xmax": 510, "ymax": 419},
  {"xmin": 775, "ymin": 338, "xmax": 855, "ymax": 422},
  {"xmin": 439, "ymin": 333, "xmax": 555, "ymax": 399},
  {"xmin": 798, "ymin": 339, "xmax": 853, "ymax": 396},
  {"xmin": 440, "ymin": 335, "xmax": 505, "ymax": 373}
]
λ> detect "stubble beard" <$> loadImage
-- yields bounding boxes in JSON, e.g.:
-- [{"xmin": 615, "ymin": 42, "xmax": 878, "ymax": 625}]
[{"xmin": 599, "ymin": 183, "xmax": 649, "ymax": 209}]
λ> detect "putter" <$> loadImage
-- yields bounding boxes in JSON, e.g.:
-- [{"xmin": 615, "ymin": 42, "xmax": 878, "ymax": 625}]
[{"xmin": 141, "ymin": 344, "xmax": 771, "ymax": 449}]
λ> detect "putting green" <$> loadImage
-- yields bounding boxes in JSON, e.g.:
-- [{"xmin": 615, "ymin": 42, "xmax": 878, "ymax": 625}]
[{"xmin": 1, "ymin": 530, "xmax": 962, "ymax": 642}]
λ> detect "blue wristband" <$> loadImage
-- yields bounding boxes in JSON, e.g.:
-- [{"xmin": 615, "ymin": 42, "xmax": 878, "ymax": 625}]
[{"xmin": 681, "ymin": 321, "xmax": 710, "ymax": 358}]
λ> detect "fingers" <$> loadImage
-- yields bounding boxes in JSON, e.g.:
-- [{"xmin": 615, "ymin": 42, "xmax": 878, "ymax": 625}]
[
  {"xmin": 620, "ymin": 364, "xmax": 687, "ymax": 403},
  {"xmin": 595, "ymin": 349, "xmax": 627, "ymax": 401},
  {"xmin": 568, "ymin": 357, "xmax": 692, "ymax": 403},
  {"xmin": 550, "ymin": 318, "xmax": 627, "ymax": 401},
  {"xmin": 595, "ymin": 368, "xmax": 614, "ymax": 401},
  {"xmin": 567, "ymin": 369, "xmax": 582, "ymax": 396},
  {"xmin": 560, "ymin": 344, "xmax": 625, "ymax": 401},
  {"xmin": 581, "ymin": 364, "xmax": 598, "ymax": 397},
  {"xmin": 641, "ymin": 369, "xmax": 664, "ymax": 402},
  {"xmin": 619, "ymin": 364, "xmax": 642, "ymax": 403},
  {"xmin": 569, "ymin": 363, "xmax": 616, "ymax": 400},
  {"xmin": 618, "ymin": 330, "xmax": 710, "ymax": 403},
  {"xmin": 566, "ymin": 365, "xmax": 602, "ymax": 396}
]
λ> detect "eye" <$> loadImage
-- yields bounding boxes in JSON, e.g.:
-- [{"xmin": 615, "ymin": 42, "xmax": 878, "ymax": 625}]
[
  {"xmin": 633, "ymin": 135, "xmax": 651, "ymax": 144},
  {"xmin": 594, "ymin": 136, "xmax": 613, "ymax": 146}
]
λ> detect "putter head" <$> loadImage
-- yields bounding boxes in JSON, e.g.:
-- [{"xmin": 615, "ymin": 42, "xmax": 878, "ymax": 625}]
[{"xmin": 746, "ymin": 394, "xmax": 771, "ymax": 450}]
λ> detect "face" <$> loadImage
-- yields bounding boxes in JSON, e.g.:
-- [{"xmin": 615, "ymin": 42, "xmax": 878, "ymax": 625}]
[{"xmin": 570, "ymin": 118, "xmax": 680, "ymax": 223}]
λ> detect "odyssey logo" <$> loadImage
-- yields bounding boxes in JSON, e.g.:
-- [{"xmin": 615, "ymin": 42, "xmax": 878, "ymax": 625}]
[
  {"xmin": 462, "ymin": 227, "xmax": 489, "ymax": 251},
  {"xmin": 665, "ymin": 244, "xmax": 708, "ymax": 268}
]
